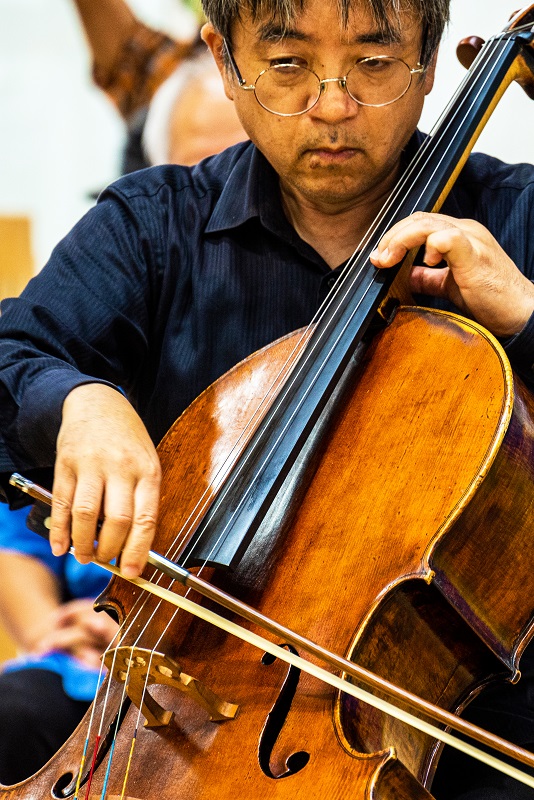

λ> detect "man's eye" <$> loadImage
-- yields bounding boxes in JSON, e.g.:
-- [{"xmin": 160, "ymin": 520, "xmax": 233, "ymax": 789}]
[
  {"xmin": 269, "ymin": 57, "xmax": 306, "ymax": 68},
  {"xmin": 358, "ymin": 58, "xmax": 392, "ymax": 72}
]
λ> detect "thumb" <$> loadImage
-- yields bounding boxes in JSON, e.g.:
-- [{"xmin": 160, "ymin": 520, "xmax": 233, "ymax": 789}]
[{"xmin": 410, "ymin": 265, "xmax": 451, "ymax": 298}]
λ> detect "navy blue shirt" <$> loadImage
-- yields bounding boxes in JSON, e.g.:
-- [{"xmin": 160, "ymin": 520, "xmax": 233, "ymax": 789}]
[{"xmin": 0, "ymin": 135, "xmax": 533, "ymax": 477}]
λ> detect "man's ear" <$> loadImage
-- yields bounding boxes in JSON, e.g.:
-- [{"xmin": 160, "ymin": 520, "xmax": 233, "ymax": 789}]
[
  {"xmin": 201, "ymin": 23, "xmax": 235, "ymax": 101},
  {"xmin": 423, "ymin": 48, "xmax": 439, "ymax": 96}
]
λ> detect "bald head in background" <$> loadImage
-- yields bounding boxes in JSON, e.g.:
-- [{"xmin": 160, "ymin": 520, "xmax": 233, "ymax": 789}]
[{"xmin": 143, "ymin": 50, "xmax": 248, "ymax": 167}]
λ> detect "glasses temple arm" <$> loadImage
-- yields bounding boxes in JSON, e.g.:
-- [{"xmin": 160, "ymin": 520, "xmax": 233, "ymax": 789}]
[{"xmin": 223, "ymin": 39, "xmax": 249, "ymax": 87}]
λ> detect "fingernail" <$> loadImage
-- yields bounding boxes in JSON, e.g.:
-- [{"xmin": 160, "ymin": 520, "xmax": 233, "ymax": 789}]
[{"xmin": 121, "ymin": 564, "xmax": 140, "ymax": 579}]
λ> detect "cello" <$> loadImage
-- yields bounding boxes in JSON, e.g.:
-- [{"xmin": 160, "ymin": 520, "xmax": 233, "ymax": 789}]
[{"xmin": 3, "ymin": 5, "xmax": 534, "ymax": 799}]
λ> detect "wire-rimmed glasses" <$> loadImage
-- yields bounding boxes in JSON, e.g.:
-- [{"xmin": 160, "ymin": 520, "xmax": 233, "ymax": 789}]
[{"xmin": 225, "ymin": 42, "xmax": 425, "ymax": 117}]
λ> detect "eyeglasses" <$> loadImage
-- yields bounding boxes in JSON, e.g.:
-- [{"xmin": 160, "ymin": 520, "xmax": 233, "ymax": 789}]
[{"xmin": 224, "ymin": 42, "xmax": 424, "ymax": 117}]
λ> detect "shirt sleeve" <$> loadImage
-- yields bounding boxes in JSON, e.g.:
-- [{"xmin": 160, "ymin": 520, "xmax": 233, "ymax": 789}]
[
  {"xmin": 0, "ymin": 183, "xmax": 161, "ymax": 474},
  {"xmin": 502, "ymin": 313, "xmax": 534, "ymax": 391},
  {"xmin": 445, "ymin": 157, "xmax": 534, "ymax": 393},
  {"xmin": 501, "ymin": 181, "xmax": 534, "ymax": 392}
]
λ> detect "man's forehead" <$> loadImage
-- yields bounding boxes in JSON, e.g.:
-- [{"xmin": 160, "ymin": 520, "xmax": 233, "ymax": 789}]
[
  {"xmin": 238, "ymin": 2, "xmax": 416, "ymax": 46},
  {"xmin": 255, "ymin": 18, "xmax": 402, "ymax": 46}
]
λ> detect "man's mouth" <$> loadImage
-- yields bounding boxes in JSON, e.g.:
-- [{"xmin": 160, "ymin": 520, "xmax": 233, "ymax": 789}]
[{"xmin": 306, "ymin": 147, "xmax": 359, "ymax": 165}]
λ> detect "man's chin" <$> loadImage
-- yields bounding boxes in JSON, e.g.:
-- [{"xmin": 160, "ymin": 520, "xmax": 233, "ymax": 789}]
[{"xmin": 294, "ymin": 172, "xmax": 372, "ymax": 209}]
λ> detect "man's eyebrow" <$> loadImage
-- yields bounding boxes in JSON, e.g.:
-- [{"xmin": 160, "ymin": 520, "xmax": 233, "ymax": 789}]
[
  {"xmin": 255, "ymin": 22, "xmax": 401, "ymax": 46},
  {"xmin": 256, "ymin": 22, "xmax": 309, "ymax": 42},
  {"xmin": 355, "ymin": 30, "xmax": 402, "ymax": 46}
]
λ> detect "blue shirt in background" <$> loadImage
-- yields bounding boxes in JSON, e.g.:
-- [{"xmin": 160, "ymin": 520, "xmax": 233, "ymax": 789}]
[{"xmin": 0, "ymin": 504, "xmax": 109, "ymax": 700}]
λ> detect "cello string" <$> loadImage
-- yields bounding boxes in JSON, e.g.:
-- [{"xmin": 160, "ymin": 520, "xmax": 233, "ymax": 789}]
[
  {"xmin": 78, "ymin": 615, "xmax": 171, "ymax": 794},
  {"xmin": 62, "ymin": 511, "xmax": 199, "ymax": 788},
  {"xmin": 92, "ymin": 602, "xmax": 178, "ymax": 784},
  {"xmin": 76, "ymin": 641, "xmax": 137, "ymax": 798},
  {"xmin": 66, "ymin": 558, "xmax": 179, "ymax": 791},
  {"xmin": 81, "ymin": 734, "xmax": 102, "ymax": 800},
  {"xmin": 95, "ymin": 557, "xmax": 534, "ymax": 790},
  {"xmin": 73, "ymin": 640, "xmax": 118, "ymax": 799},
  {"xmin": 96, "ymin": 645, "xmax": 145, "ymax": 800},
  {"xmin": 169, "ymin": 28, "xmax": 515, "ymax": 577},
  {"xmin": 91, "ymin": 599, "xmax": 186, "ymax": 797},
  {"xmin": 119, "ymin": 735, "xmax": 138, "ymax": 800},
  {"xmin": 121, "ymin": 645, "xmax": 171, "ymax": 799}
]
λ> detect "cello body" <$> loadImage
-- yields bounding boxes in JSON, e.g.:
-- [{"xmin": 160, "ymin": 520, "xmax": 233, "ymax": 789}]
[{"xmin": 3, "ymin": 305, "xmax": 534, "ymax": 800}]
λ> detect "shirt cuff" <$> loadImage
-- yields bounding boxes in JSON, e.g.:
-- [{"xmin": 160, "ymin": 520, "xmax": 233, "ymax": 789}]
[
  {"xmin": 16, "ymin": 368, "xmax": 120, "ymax": 467},
  {"xmin": 502, "ymin": 310, "xmax": 534, "ymax": 376}
]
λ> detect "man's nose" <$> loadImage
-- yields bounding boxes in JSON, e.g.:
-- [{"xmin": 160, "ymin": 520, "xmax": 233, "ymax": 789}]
[{"xmin": 309, "ymin": 77, "xmax": 359, "ymax": 121}]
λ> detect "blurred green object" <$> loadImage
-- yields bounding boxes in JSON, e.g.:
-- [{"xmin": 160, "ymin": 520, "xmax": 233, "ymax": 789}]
[{"xmin": 182, "ymin": 0, "xmax": 205, "ymax": 23}]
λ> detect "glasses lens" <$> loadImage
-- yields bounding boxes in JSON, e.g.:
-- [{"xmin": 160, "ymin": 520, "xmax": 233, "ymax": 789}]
[
  {"xmin": 345, "ymin": 57, "xmax": 412, "ymax": 107},
  {"xmin": 254, "ymin": 64, "xmax": 320, "ymax": 116}
]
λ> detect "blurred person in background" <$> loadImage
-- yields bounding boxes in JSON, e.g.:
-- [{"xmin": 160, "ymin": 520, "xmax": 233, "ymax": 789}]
[
  {"xmin": 143, "ymin": 48, "xmax": 248, "ymax": 166},
  {"xmin": 0, "ymin": 504, "xmax": 116, "ymax": 784},
  {"xmin": 71, "ymin": 0, "xmax": 247, "ymax": 171}
]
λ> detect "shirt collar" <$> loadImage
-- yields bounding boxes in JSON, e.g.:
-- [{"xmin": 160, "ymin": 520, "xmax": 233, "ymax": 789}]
[
  {"xmin": 205, "ymin": 142, "xmax": 278, "ymax": 234},
  {"xmin": 205, "ymin": 141, "xmax": 322, "ymax": 260}
]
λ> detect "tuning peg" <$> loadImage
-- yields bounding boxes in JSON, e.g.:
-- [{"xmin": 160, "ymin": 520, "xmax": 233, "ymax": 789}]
[{"xmin": 456, "ymin": 36, "xmax": 485, "ymax": 69}]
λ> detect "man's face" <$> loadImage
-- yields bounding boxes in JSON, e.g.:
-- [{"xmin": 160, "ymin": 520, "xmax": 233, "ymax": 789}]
[{"xmin": 204, "ymin": 0, "xmax": 436, "ymax": 214}]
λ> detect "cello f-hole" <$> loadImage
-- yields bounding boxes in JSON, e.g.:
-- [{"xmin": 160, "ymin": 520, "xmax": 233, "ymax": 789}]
[{"xmin": 258, "ymin": 644, "xmax": 311, "ymax": 779}]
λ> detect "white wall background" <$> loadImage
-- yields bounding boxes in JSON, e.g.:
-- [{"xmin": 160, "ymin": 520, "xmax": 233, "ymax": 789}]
[
  {"xmin": 419, "ymin": 2, "xmax": 532, "ymax": 164},
  {"xmin": 0, "ymin": 0, "xmax": 532, "ymax": 269}
]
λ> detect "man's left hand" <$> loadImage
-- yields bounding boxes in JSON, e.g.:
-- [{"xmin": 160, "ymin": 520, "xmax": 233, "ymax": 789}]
[{"xmin": 370, "ymin": 212, "xmax": 534, "ymax": 337}]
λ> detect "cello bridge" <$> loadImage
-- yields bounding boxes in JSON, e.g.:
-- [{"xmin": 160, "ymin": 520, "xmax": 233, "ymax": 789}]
[{"xmin": 103, "ymin": 646, "xmax": 239, "ymax": 728}]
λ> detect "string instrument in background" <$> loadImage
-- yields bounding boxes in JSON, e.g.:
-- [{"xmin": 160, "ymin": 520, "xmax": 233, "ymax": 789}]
[{"xmin": 3, "ymin": 6, "xmax": 534, "ymax": 800}]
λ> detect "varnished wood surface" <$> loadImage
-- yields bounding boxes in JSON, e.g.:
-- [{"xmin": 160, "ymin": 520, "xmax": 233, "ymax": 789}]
[{"xmin": 3, "ymin": 306, "xmax": 534, "ymax": 800}]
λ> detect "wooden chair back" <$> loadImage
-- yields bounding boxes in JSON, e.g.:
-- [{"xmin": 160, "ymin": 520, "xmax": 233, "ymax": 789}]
[{"xmin": 0, "ymin": 216, "xmax": 34, "ymax": 300}]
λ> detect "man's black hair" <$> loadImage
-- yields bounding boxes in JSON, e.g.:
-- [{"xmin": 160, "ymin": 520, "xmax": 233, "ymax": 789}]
[{"xmin": 201, "ymin": 0, "xmax": 450, "ymax": 66}]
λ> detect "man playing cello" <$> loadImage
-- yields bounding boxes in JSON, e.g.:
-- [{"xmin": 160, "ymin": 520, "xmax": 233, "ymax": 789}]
[{"xmin": 0, "ymin": 0, "xmax": 533, "ymax": 796}]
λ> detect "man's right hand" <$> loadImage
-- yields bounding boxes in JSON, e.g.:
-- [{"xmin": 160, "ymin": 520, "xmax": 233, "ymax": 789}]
[{"xmin": 50, "ymin": 383, "xmax": 161, "ymax": 578}]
